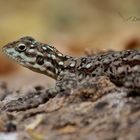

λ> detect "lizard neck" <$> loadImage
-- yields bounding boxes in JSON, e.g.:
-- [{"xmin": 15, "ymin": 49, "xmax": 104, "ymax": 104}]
[
  {"xmin": 44, "ymin": 48, "xmax": 72, "ymax": 79},
  {"xmin": 28, "ymin": 42, "xmax": 73, "ymax": 80},
  {"xmin": 31, "ymin": 42, "xmax": 74, "ymax": 80}
]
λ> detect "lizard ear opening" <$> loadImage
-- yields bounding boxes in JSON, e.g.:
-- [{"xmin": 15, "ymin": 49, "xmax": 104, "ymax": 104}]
[{"xmin": 16, "ymin": 43, "xmax": 27, "ymax": 52}]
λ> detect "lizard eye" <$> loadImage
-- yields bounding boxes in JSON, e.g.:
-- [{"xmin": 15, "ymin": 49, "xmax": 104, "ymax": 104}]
[
  {"xmin": 16, "ymin": 43, "xmax": 26, "ymax": 52},
  {"xmin": 36, "ymin": 55, "xmax": 44, "ymax": 65}
]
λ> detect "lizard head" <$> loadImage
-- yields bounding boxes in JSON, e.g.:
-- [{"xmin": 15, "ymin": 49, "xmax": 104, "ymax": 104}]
[{"xmin": 2, "ymin": 36, "xmax": 69, "ymax": 79}]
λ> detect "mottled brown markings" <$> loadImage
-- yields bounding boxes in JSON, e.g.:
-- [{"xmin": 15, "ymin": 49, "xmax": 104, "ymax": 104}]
[
  {"xmin": 2, "ymin": 37, "xmax": 140, "ymax": 111},
  {"xmin": 122, "ymin": 60, "xmax": 140, "ymax": 67},
  {"xmin": 14, "ymin": 42, "xmax": 139, "ymax": 82},
  {"xmin": 25, "ymin": 48, "xmax": 37, "ymax": 57},
  {"xmin": 36, "ymin": 55, "xmax": 44, "ymax": 65}
]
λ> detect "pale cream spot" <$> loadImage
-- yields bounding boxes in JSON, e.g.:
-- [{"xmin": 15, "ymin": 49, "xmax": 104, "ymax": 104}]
[
  {"xmin": 42, "ymin": 46, "xmax": 47, "ymax": 50},
  {"xmin": 28, "ymin": 49, "xmax": 35, "ymax": 53},
  {"xmin": 47, "ymin": 46, "xmax": 54, "ymax": 51},
  {"xmin": 70, "ymin": 62, "xmax": 75, "ymax": 67},
  {"xmin": 55, "ymin": 68, "xmax": 58, "ymax": 74},
  {"xmin": 48, "ymin": 54, "xmax": 51, "ymax": 58},
  {"xmin": 58, "ymin": 53, "xmax": 63, "ymax": 57},
  {"xmin": 51, "ymin": 54, "xmax": 56, "ymax": 60},
  {"xmin": 86, "ymin": 63, "xmax": 92, "ymax": 69},
  {"xmin": 44, "ymin": 61, "xmax": 53, "ymax": 67},
  {"xmin": 58, "ymin": 61, "xmax": 64, "ymax": 65},
  {"xmin": 78, "ymin": 66, "xmax": 82, "ymax": 70},
  {"xmin": 37, "ymin": 52, "xmax": 43, "ymax": 56},
  {"xmin": 30, "ymin": 44, "xmax": 34, "ymax": 47}
]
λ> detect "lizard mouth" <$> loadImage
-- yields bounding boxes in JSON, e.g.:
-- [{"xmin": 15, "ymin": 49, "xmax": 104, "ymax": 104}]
[{"xmin": 2, "ymin": 47, "xmax": 25, "ymax": 65}]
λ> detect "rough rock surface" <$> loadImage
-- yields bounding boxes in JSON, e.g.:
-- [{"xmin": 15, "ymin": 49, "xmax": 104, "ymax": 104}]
[{"xmin": 0, "ymin": 76, "xmax": 140, "ymax": 140}]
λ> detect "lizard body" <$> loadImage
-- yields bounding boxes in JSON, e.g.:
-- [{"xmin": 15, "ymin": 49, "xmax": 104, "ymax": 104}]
[{"xmin": 2, "ymin": 36, "xmax": 140, "ymax": 111}]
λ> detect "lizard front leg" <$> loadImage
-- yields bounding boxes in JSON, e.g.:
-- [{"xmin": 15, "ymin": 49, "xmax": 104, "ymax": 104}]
[{"xmin": 1, "ymin": 72, "xmax": 78, "ymax": 112}]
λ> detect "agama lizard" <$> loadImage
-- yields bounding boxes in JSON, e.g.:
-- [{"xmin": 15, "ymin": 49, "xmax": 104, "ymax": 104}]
[{"xmin": 2, "ymin": 36, "xmax": 140, "ymax": 111}]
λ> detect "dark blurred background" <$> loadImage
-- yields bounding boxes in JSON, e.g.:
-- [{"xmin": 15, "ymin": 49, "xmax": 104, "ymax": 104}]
[{"xmin": 0, "ymin": 0, "xmax": 140, "ymax": 88}]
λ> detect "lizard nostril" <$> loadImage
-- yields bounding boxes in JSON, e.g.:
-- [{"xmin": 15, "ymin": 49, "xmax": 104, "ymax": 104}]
[{"xmin": 36, "ymin": 55, "xmax": 44, "ymax": 65}]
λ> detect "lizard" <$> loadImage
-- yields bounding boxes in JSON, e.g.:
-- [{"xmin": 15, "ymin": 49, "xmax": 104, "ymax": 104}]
[{"xmin": 1, "ymin": 36, "xmax": 140, "ymax": 111}]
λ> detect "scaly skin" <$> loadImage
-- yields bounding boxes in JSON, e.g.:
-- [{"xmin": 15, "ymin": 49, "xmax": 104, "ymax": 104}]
[{"xmin": 1, "ymin": 36, "xmax": 140, "ymax": 111}]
